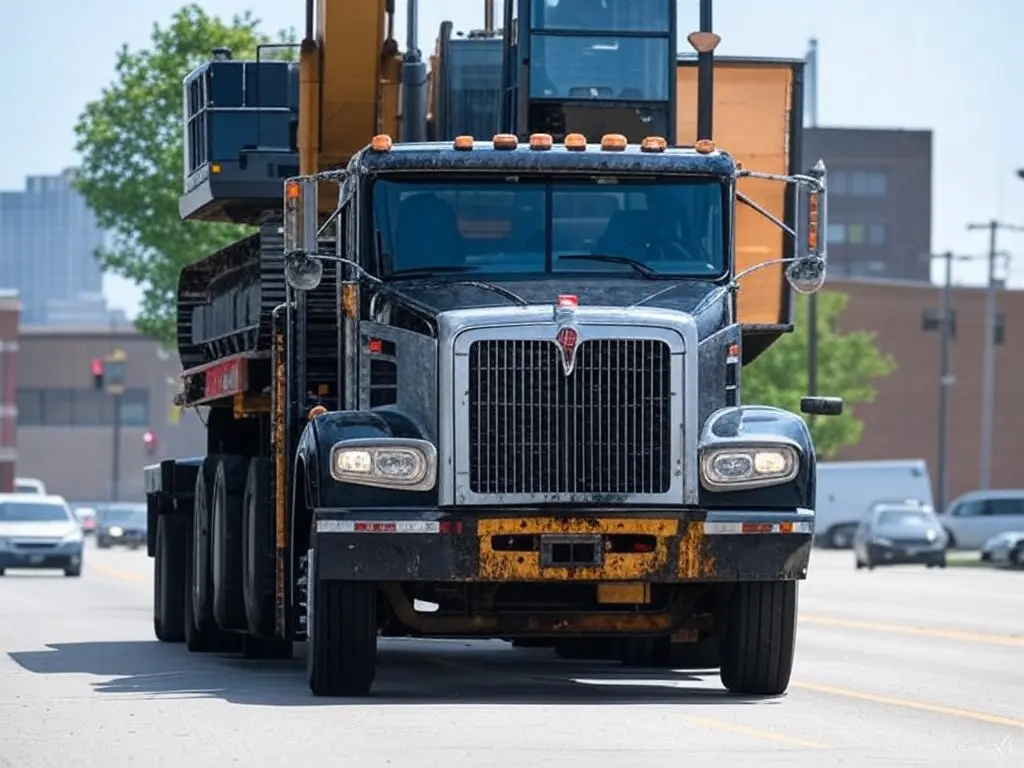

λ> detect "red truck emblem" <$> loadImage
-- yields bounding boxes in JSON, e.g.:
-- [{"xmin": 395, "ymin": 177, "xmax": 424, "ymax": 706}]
[{"xmin": 554, "ymin": 326, "xmax": 579, "ymax": 376}]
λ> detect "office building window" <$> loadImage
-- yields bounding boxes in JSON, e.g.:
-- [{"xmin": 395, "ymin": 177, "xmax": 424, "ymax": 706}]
[
  {"xmin": 827, "ymin": 223, "xmax": 846, "ymax": 244},
  {"xmin": 16, "ymin": 388, "xmax": 151, "ymax": 427},
  {"xmin": 868, "ymin": 223, "xmax": 887, "ymax": 245},
  {"xmin": 850, "ymin": 170, "xmax": 887, "ymax": 197},
  {"xmin": 830, "ymin": 171, "xmax": 850, "ymax": 196},
  {"xmin": 846, "ymin": 223, "xmax": 866, "ymax": 244}
]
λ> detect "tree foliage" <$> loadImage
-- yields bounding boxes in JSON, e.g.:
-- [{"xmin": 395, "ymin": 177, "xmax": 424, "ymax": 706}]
[
  {"xmin": 73, "ymin": 4, "xmax": 295, "ymax": 344},
  {"xmin": 742, "ymin": 291, "xmax": 896, "ymax": 458}
]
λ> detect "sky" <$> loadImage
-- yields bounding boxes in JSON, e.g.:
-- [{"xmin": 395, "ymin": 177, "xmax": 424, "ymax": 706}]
[{"xmin": 1, "ymin": 0, "xmax": 1022, "ymax": 319}]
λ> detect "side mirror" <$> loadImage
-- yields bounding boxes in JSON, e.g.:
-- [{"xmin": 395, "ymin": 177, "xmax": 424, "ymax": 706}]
[
  {"xmin": 285, "ymin": 253, "xmax": 324, "ymax": 291},
  {"xmin": 800, "ymin": 396, "xmax": 843, "ymax": 416},
  {"xmin": 786, "ymin": 255, "xmax": 826, "ymax": 295},
  {"xmin": 283, "ymin": 176, "xmax": 321, "ymax": 291}
]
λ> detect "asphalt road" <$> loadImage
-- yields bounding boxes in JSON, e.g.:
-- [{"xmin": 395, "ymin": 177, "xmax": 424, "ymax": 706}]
[{"xmin": 1, "ymin": 543, "xmax": 1021, "ymax": 767}]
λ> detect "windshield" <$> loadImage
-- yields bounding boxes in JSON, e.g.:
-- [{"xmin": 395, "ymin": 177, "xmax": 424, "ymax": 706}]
[
  {"xmin": 99, "ymin": 505, "xmax": 147, "ymax": 524},
  {"xmin": 373, "ymin": 178, "xmax": 726, "ymax": 279},
  {"xmin": 876, "ymin": 508, "xmax": 934, "ymax": 527},
  {"xmin": 0, "ymin": 501, "xmax": 72, "ymax": 523}
]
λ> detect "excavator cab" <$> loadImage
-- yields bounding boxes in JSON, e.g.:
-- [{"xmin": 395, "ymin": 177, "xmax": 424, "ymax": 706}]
[{"xmin": 502, "ymin": 0, "xmax": 676, "ymax": 142}]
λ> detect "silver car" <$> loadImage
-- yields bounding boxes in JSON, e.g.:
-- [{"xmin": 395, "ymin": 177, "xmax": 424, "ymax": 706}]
[
  {"xmin": 853, "ymin": 502, "xmax": 948, "ymax": 570},
  {"xmin": 980, "ymin": 531, "xmax": 1024, "ymax": 568},
  {"xmin": 0, "ymin": 494, "xmax": 84, "ymax": 577}
]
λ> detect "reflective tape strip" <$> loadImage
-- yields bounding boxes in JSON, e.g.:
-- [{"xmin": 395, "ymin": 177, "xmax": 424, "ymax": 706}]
[
  {"xmin": 315, "ymin": 520, "xmax": 441, "ymax": 534},
  {"xmin": 704, "ymin": 521, "xmax": 813, "ymax": 535}
]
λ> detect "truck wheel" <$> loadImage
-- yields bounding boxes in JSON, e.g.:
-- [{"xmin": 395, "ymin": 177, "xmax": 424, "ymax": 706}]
[
  {"xmin": 212, "ymin": 456, "xmax": 248, "ymax": 631},
  {"xmin": 242, "ymin": 633, "xmax": 293, "ymax": 660},
  {"xmin": 669, "ymin": 636, "xmax": 720, "ymax": 669},
  {"xmin": 184, "ymin": 473, "xmax": 224, "ymax": 653},
  {"xmin": 719, "ymin": 581, "xmax": 797, "ymax": 696},
  {"xmin": 306, "ymin": 549, "xmax": 378, "ymax": 696},
  {"xmin": 241, "ymin": 458, "xmax": 277, "ymax": 637},
  {"xmin": 191, "ymin": 458, "xmax": 218, "ymax": 635},
  {"xmin": 619, "ymin": 636, "xmax": 671, "ymax": 667},
  {"xmin": 153, "ymin": 514, "xmax": 186, "ymax": 643}
]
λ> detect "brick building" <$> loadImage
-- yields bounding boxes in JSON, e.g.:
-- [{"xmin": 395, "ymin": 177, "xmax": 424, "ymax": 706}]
[
  {"xmin": 15, "ymin": 326, "xmax": 206, "ymax": 502},
  {"xmin": 825, "ymin": 278, "xmax": 1022, "ymax": 502},
  {"xmin": 0, "ymin": 290, "xmax": 19, "ymax": 492}
]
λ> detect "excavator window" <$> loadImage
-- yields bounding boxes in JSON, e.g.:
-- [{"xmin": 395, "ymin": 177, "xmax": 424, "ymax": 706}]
[
  {"xmin": 530, "ymin": 0, "xmax": 670, "ymax": 33},
  {"xmin": 529, "ymin": 35, "xmax": 670, "ymax": 101}
]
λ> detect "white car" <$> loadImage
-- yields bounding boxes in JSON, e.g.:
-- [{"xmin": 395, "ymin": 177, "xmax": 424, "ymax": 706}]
[
  {"xmin": 980, "ymin": 531, "xmax": 1024, "ymax": 568},
  {"xmin": 936, "ymin": 489, "xmax": 1024, "ymax": 550},
  {"xmin": 0, "ymin": 494, "xmax": 84, "ymax": 577}
]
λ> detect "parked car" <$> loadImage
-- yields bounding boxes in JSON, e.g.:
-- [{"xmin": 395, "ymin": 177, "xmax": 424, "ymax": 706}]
[
  {"xmin": 0, "ymin": 493, "xmax": 84, "ymax": 576},
  {"xmin": 95, "ymin": 503, "xmax": 147, "ymax": 549},
  {"xmin": 980, "ymin": 531, "xmax": 1024, "ymax": 568},
  {"xmin": 814, "ymin": 460, "xmax": 933, "ymax": 549},
  {"xmin": 937, "ymin": 489, "xmax": 1024, "ymax": 550},
  {"xmin": 853, "ymin": 501, "xmax": 948, "ymax": 570},
  {"xmin": 14, "ymin": 477, "xmax": 46, "ymax": 495}
]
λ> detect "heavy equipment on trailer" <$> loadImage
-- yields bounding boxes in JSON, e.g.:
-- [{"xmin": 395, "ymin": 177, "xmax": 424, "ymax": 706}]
[{"xmin": 145, "ymin": 0, "xmax": 842, "ymax": 697}]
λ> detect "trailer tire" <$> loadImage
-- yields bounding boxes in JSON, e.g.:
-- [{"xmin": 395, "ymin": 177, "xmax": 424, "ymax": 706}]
[
  {"xmin": 719, "ymin": 581, "xmax": 797, "ymax": 696},
  {"xmin": 241, "ymin": 458, "xmax": 277, "ymax": 638},
  {"xmin": 212, "ymin": 456, "xmax": 248, "ymax": 631},
  {"xmin": 153, "ymin": 514, "xmax": 186, "ymax": 643},
  {"xmin": 190, "ymin": 457, "xmax": 218, "ymax": 634},
  {"xmin": 307, "ymin": 547, "xmax": 378, "ymax": 696}
]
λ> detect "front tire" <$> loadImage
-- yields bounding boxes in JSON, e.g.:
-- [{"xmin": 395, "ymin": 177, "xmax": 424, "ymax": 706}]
[
  {"xmin": 719, "ymin": 581, "xmax": 797, "ymax": 696},
  {"xmin": 306, "ymin": 548, "xmax": 378, "ymax": 696}
]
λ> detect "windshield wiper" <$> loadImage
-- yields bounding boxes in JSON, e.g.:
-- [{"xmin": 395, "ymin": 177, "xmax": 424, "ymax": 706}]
[
  {"xmin": 558, "ymin": 254, "xmax": 658, "ymax": 278},
  {"xmin": 387, "ymin": 266, "xmax": 478, "ymax": 279}
]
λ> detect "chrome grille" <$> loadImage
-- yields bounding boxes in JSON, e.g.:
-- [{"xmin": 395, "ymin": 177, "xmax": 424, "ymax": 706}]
[{"xmin": 467, "ymin": 338, "xmax": 672, "ymax": 495}]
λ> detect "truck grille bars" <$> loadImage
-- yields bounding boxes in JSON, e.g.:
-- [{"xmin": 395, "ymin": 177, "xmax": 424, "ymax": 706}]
[{"xmin": 467, "ymin": 338, "xmax": 673, "ymax": 496}]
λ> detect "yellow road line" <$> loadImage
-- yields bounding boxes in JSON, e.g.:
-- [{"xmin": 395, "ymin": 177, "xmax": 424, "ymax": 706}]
[
  {"xmin": 682, "ymin": 716, "xmax": 828, "ymax": 750},
  {"xmin": 792, "ymin": 682, "xmax": 1024, "ymax": 730},
  {"xmin": 90, "ymin": 562, "xmax": 148, "ymax": 584},
  {"xmin": 801, "ymin": 614, "xmax": 1024, "ymax": 647}
]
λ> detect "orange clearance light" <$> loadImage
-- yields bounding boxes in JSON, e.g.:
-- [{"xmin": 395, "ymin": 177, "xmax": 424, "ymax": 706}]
[
  {"xmin": 492, "ymin": 133, "xmax": 518, "ymax": 149},
  {"xmin": 807, "ymin": 192, "xmax": 820, "ymax": 251},
  {"xmin": 453, "ymin": 135, "xmax": 474, "ymax": 150},
  {"xmin": 557, "ymin": 294, "xmax": 578, "ymax": 307},
  {"xmin": 600, "ymin": 133, "xmax": 627, "ymax": 151},
  {"xmin": 307, "ymin": 405, "xmax": 328, "ymax": 420},
  {"xmin": 694, "ymin": 139, "xmax": 716, "ymax": 154},
  {"xmin": 529, "ymin": 132, "xmax": 553, "ymax": 150},
  {"xmin": 285, "ymin": 179, "xmax": 300, "ymax": 199},
  {"xmin": 564, "ymin": 133, "xmax": 587, "ymax": 151},
  {"xmin": 640, "ymin": 136, "xmax": 667, "ymax": 153},
  {"xmin": 370, "ymin": 134, "xmax": 393, "ymax": 152}
]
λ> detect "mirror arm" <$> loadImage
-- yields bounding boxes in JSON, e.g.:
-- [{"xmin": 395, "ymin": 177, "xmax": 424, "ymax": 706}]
[{"xmin": 737, "ymin": 192, "xmax": 796, "ymax": 238}]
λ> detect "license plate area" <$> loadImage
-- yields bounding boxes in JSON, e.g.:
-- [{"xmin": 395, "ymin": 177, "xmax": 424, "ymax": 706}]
[{"xmin": 540, "ymin": 534, "xmax": 603, "ymax": 568}]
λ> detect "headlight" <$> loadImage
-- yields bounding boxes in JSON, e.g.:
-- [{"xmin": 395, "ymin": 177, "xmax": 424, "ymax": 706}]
[
  {"xmin": 62, "ymin": 530, "xmax": 84, "ymax": 544},
  {"xmin": 700, "ymin": 445, "xmax": 799, "ymax": 490},
  {"xmin": 926, "ymin": 529, "xmax": 937, "ymax": 542},
  {"xmin": 329, "ymin": 438, "xmax": 437, "ymax": 491},
  {"xmin": 108, "ymin": 526, "xmax": 124, "ymax": 537}
]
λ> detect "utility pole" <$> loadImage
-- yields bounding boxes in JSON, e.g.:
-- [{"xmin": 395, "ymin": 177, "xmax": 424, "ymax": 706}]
[
  {"xmin": 965, "ymin": 220, "xmax": 1023, "ymax": 490},
  {"xmin": 104, "ymin": 349, "xmax": 128, "ymax": 501}
]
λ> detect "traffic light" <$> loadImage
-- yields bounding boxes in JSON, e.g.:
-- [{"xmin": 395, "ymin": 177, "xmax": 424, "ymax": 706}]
[
  {"xmin": 92, "ymin": 358, "xmax": 104, "ymax": 390},
  {"xmin": 143, "ymin": 430, "xmax": 158, "ymax": 457}
]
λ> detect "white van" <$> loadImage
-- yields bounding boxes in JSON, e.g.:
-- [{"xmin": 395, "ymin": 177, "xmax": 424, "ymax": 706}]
[
  {"xmin": 814, "ymin": 460, "xmax": 934, "ymax": 548},
  {"xmin": 937, "ymin": 489, "xmax": 1024, "ymax": 551},
  {"xmin": 14, "ymin": 477, "xmax": 46, "ymax": 495}
]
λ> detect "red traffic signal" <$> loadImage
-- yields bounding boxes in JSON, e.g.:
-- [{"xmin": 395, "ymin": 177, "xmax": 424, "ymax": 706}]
[
  {"xmin": 91, "ymin": 358, "xmax": 104, "ymax": 390},
  {"xmin": 143, "ymin": 430, "xmax": 157, "ymax": 456}
]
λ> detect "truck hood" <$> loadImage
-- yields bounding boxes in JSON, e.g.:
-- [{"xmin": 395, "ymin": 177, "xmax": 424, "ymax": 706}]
[
  {"xmin": 0, "ymin": 520, "xmax": 80, "ymax": 539},
  {"xmin": 389, "ymin": 277, "xmax": 730, "ymax": 338}
]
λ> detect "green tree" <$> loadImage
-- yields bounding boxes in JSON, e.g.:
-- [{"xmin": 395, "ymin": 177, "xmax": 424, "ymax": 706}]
[
  {"xmin": 73, "ymin": 4, "xmax": 295, "ymax": 344},
  {"xmin": 742, "ymin": 291, "xmax": 896, "ymax": 458}
]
